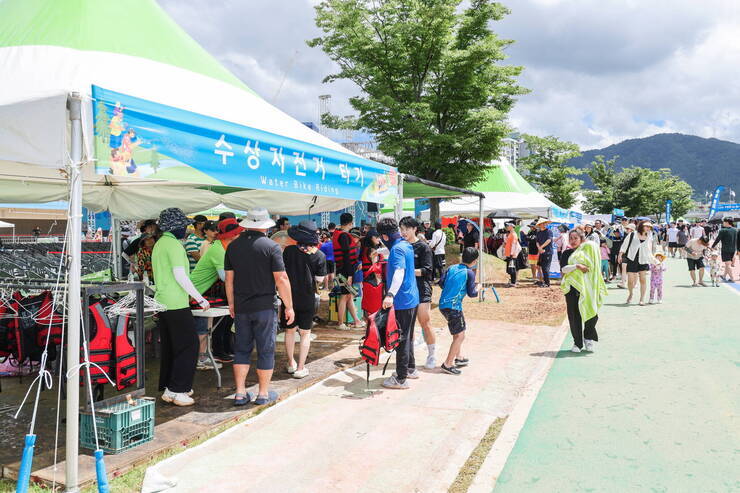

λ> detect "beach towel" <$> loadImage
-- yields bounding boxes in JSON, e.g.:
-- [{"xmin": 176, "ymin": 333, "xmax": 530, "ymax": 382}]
[{"xmin": 561, "ymin": 241, "xmax": 608, "ymax": 321}]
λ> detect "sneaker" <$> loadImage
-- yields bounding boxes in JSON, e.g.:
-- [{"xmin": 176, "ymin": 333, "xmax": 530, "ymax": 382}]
[
  {"xmin": 658, "ymin": 299, "xmax": 663, "ymax": 304},
  {"xmin": 337, "ymin": 323, "xmax": 350, "ymax": 331},
  {"xmin": 425, "ymin": 353, "xmax": 436, "ymax": 369},
  {"xmin": 285, "ymin": 362, "xmax": 296, "ymax": 374},
  {"xmin": 161, "ymin": 388, "xmax": 176, "ymax": 403},
  {"xmin": 454, "ymin": 357, "xmax": 469, "ymax": 367},
  {"xmin": 440, "ymin": 363, "xmax": 461, "ymax": 375},
  {"xmin": 292, "ymin": 368, "xmax": 309, "ymax": 379},
  {"xmin": 571, "ymin": 345, "xmax": 582, "ymax": 353},
  {"xmin": 648, "ymin": 299, "xmax": 655, "ymax": 304},
  {"xmin": 197, "ymin": 358, "xmax": 222, "ymax": 370},
  {"xmin": 213, "ymin": 353, "xmax": 234, "ymax": 363},
  {"xmin": 584, "ymin": 340, "xmax": 596, "ymax": 352},
  {"xmin": 171, "ymin": 392, "xmax": 195, "ymax": 407},
  {"xmin": 381, "ymin": 375, "xmax": 410, "ymax": 389},
  {"xmin": 394, "ymin": 369, "xmax": 420, "ymax": 380},
  {"xmin": 254, "ymin": 393, "xmax": 277, "ymax": 405}
]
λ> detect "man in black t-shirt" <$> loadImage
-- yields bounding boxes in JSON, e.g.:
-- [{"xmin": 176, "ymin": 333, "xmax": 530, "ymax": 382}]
[
  {"xmin": 281, "ymin": 220, "xmax": 326, "ymax": 379},
  {"xmin": 225, "ymin": 208, "xmax": 294, "ymax": 407},
  {"xmin": 462, "ymin": 222, "xmax": 479, "ymax": 250}
]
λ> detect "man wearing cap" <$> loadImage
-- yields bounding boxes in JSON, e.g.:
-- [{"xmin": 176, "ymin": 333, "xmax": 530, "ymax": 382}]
[
  {"xmin": 184, "ymin": 214, "xmax": 208, "ymax": 271},
  {"xmin": 535, "ymin": 218, "xmax": 554, "ymax": 287},
  {"xmin": 190, "ymin": 218, "xmax": 244, "ymax": 364},
  {"xmin": 152, "ymin": 208, "xmax": 210, "ymax": 407},
  {"xmin": 225, "ymin": 208, "xmax": 294, "ymax": 406},
  {"xmin": 281, "ymin": 220, "xmax": 327, "ymax": 379}
]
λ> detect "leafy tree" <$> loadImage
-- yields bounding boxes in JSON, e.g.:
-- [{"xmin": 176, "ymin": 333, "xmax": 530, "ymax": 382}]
[
  {"xmin": 518, "ymin": 134, "xmax": 583, "ymax": 208},
  {"xmin": 150, "ymin": 147, "xmax": 160, "ymax": 174},
  {"xmin": 582, "ymin": 155, "xmax": 618, "ymax": 214},
  {"xmin": 309, "ymin": 0, "xmax": 527, "ymax": 220}
]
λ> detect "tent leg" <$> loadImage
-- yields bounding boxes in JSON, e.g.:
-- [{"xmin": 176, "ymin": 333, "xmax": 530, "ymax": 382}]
[
  {"xmin": 65, "ymin": 92, "xmax": 83, "ymax": 493},
  {"xmin": 111, "ymin": 217, "xmax": 121, "ymax": 280},
  {"xmin": 395, "ymin": 174, "xmax": 404, "ymax": 223},
  {"xmin": 478, "ymin": 197, "xmax": 484, "ymax": 302}
]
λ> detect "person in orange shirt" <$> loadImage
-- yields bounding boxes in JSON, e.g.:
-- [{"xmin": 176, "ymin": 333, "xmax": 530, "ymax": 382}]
[{"xmin": 504, "ymin": 222, "xmax": 522, "ymax": 287}]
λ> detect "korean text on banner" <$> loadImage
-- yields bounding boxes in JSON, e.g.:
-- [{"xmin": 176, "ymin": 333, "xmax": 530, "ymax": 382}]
[{"xmin": 91, "ymin": 86, "xmax": 397, "ymax": 203}]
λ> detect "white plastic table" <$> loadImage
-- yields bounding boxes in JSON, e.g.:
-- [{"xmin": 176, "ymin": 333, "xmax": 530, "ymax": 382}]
[{"xmin": 191, "ymin": 307, "xmax": 230, "ymax": 389}]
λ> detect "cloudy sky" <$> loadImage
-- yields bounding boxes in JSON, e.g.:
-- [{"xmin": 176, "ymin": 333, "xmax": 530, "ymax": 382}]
[{"xmin": 159, "ymin": 0, "xmax": 740, "ymax": 150}]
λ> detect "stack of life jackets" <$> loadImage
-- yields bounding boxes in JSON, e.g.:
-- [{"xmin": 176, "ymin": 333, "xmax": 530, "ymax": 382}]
[
  {"xmin": 361, "ymin": 262, "xmax": 384, "ymax": 316},
  {"xmin": 0, "ymin": 290, "xmax": 64, "ymax": 364},
  {"xmin": 359, "ymin": 307, "xmax": 400, "ymax": 386},
  {"xmin": 332, "ymin": 229, "xmax": 359, "ymax": 275},
  {"xmin": 87, "ymin": 301, "xmax": 137, "ymax": 391}
]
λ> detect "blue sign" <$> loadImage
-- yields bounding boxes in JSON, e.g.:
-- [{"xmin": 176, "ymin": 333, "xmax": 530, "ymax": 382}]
[
  {"xmin": 92, "ymin": 86, "xmax": 397, "ymax": 204},
  {"xmin": 568, "ymin": 210, "xmax": 583, "ymax": 224},
  {"xmin": 550, "ymin": 206, "xmax": 570, "ymax": 221},
  {"xmin": 717, "ymin": 203, "xmax": 740, "ymax": 211},
  {"xmin": 414, "ymin": 199, "xmax": 430, "ymax": 217},
  {"xmin": 708, "ymin": 186, "xmax": 725, "ymax": 218},
  {"xmin": 665, "ymin": 200, "xmax": 672, "ymax": 223},
  {"xmin": 612, "ymin": 208, "xmax": 625, "ymax": 216}
]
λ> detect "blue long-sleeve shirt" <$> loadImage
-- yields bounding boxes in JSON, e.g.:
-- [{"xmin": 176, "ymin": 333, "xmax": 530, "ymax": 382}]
[{"xmin": 439, "ymin": 263, "xmax": 478, "ymax": 311}]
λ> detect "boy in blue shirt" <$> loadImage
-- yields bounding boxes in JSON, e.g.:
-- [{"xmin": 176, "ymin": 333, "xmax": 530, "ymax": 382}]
[
  {"xmin": 438, "ymin": 247, "xmax": 479, "ymax": 375},
  {"xmin": 377, "ymin": 217, "xmax": 419, "ymax": 389}
]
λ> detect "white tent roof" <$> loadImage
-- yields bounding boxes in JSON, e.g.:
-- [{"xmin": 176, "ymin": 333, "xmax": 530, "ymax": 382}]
[
  {"xmin": 0, "ymin": 220, "xmax": 14, "ymax": 228},
  {"xmin": 0, "ymin": 0, "xmax": 382, "ymax": 217}
]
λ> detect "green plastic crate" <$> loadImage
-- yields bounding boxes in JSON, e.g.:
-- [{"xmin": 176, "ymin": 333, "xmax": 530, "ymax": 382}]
[{"xmin": 80, "ymin": 397, "xmax": 155, "ymax": 454}]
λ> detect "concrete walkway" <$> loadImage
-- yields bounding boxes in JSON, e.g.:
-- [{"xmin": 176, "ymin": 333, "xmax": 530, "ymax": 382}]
[
  {"xmin": 489, "ymin": 258, "xmax": 740, "ymax": 492},
  {"xmin": 147, "ymin": 317, "xmax": 565, "ymax": 492}
]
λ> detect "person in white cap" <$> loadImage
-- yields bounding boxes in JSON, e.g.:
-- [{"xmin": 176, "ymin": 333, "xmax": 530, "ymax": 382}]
[{"xmin": 225, "ymin": 208, "xmax": 294, "ymax": 406}]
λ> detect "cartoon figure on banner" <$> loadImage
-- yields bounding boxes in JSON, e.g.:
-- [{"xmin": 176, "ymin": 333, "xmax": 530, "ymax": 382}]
[{"xmin": 106, "ymin": 102, "xmax": 141, "ymax": 177}]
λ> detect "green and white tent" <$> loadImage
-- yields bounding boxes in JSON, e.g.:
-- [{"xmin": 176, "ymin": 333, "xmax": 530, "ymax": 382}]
[
  {"xmin": 439, "ymin": 162, "xmax": 558, "ymax": 218},
  {"xmin": 0, "ymin": 0, "xmax": 397, "ymax": 218}
]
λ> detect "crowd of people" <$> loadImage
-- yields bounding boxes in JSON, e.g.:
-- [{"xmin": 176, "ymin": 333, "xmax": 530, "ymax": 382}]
[{"xmin": 118, "ymin": 208, "xmax": 486, "ymax": 406}]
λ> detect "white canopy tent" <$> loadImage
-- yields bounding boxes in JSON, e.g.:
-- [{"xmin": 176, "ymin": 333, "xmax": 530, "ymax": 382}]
[
  {"xmin": 439, "ymin": 162, "xmax": 558, "ymax": 219},
  {"xmin": 0, "ymin": 1, "xmax": 397, "ymax": 490},
  {"xmin": 0, "ymin": 219, "xmax": 15, "ymax": 241}
]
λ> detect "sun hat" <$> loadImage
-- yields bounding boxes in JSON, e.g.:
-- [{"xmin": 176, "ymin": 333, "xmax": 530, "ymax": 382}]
[
  {"xmin": 625, "ymin": 223, "xmax": 636, "ymax": 230},
  {"xmin": 288, "ymin": 220, "xmax": 319, "ymax": 245},
  {"xmin": 655, "ymin": 252, "xmax": 666, "ymax": 260},
  {"xmin": 535, "ymin": 218, "xmax": 551, "ymax": 226},
  {"xmin": 238, "ymin": 207, "xmax": 276, "ymax": 229},
  {"xmin": 218, "ymin": 218, "xmax": 244, "ymax": 239},
  {"xmin": 158, "ymin": 208, "xmax": 191, "ymax": 232}
]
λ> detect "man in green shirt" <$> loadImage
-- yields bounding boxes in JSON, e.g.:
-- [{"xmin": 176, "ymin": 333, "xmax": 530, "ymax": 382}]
[
  {"xmin": 190, "ymin": 218, "xmax": 243, "ymax": 364},
  {"xmin": 152, "ymin": 208, "xmax": 209, "ymax": 407}
]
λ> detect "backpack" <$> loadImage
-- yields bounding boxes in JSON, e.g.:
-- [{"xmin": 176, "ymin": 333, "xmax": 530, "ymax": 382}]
[{"xmin": 359, "ymin": 307, "xmax": 401, "ymax": 386}]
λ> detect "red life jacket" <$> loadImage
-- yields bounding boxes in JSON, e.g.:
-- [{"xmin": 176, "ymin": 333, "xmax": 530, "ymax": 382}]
[
  {"xmin": 360, "ymin": 319, "xmax": 381, "ymax": 366},
  {"xmin": 34, "ymin": 290, "xmax": 64, "ymax": 347},
  {"xmin": 0, "ymin": 302, "xmax": 15, "ymax": 358},
  {"xmin": 361, "ymin": 262, "xmax": 384, "ymax": 315},
  {"xmin": 113, "ymin": 314, "xmax": 137, "ymax": 391},
  {"xmin": 332, "ymin": 230, "xmax": 359, "ymax": 271},
  {"xmin": 87, "ymin": 302, "xmax": 114, "ymax": 386}
]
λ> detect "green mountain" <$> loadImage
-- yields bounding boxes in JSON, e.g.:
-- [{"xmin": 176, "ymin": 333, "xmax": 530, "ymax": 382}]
[{"xmin": 567, "ymin": 133, "xmax": 740, "ymax": 198}]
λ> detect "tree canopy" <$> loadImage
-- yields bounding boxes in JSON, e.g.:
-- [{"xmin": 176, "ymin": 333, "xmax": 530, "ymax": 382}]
[
  {"xmin": 518, "ymin": 134, "xmax": 583, "ymax": 208},
  {"xmin": 308, "ymin": 0, "xmax": 526, "ymax": 193}
]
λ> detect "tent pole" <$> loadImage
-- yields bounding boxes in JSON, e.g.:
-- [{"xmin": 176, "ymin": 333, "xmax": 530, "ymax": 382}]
[
  {"xmin": 478, "ymin": 196, "xmax": 484, "ymax": 302},
  {"xmin": 395, "ymin": 173, "xmax": 404, "ymax": 223},
  {"xmin": 111, "ymin": 217, "xmax": 121, "ymax": 280},
  {"xmin": 65, "ymin": 92, "xmax": 83, "ymax": 493}
]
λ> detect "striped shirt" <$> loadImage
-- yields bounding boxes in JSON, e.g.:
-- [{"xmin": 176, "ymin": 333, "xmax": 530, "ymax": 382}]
[{"xmin": 184, "ymin": 233, "xmax": 205, "ymax": 271}]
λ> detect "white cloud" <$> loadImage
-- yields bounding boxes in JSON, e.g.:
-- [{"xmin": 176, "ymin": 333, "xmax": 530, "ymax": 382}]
[{"xmin": 158, "ymin": 0, "xmax": 740, "ymax": 150}]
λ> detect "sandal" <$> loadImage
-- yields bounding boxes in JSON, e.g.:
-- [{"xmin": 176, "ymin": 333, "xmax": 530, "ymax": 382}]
[{"xmin": 233, "ymin": 392, "xmax": 251, "ymax": 407}]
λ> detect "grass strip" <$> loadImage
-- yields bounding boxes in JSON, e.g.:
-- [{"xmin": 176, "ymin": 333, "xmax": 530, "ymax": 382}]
[{"xmin": 448, "ymin": 416, "xmax": 507, "ymax": 493}]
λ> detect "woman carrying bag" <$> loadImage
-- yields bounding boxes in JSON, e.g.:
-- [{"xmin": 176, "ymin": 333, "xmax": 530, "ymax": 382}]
[
  {"xmin": 618, "ymin": 221, "xmax": 655, "ymax": 305},
  {"xmin": 561, "ymin": 229, "xmax": 608, "ymax": 353},
  {"xmin": 501, "ymin": 222, "xmax": 522, "ymax": 287}
]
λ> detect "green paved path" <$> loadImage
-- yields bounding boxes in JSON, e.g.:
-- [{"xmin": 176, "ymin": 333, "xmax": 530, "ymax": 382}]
[{"xmin": 494, "ymin": 258, "xmax": 739, "ymax": 493}]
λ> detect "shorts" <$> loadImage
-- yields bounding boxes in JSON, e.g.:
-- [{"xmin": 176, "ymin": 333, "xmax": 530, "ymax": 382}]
[
  {"xmin": 416, "ymin": 279, "xmax": 432, "ymax": 303},
  {"xmin": 687, "ymin": 258, "xmax": 704, "ymax": 271},
  {"xmin": 326, "ymin": 260, "xmax": 335, "ymax": 274},
  {"xmin": 194, "ymin": 316, "xmax": 208, "ymax": 335},
  {"xmin": 279, "ymin": 306, "xmax": 314, "ymax": 331},
  {"xmin": 721, "ymin": 251, "xmax": 734, "ymax": 262},
  {"xmin": 233, "ymin": 309, "xmax": 277, "ymax": 369},
  {"xmin": 528, "ymin": 253, "xmax": 539, "ymax": 265},
  {"xmin": 668, "ymin": 242, "xmax": 678, "ymax": 248},
  {"xmin": 626, "ymin": 258, "xmax": 649, "ymax": 273},
  {"xmin": 440, "ymin": 308, "xmax": 466, "ymax": 335}
]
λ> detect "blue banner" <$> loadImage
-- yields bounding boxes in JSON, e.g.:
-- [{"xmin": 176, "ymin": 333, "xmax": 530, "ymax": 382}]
[
  {"xmin": 612, "ymin": 208, "xmax": 625, "ymax": 216},
  {"xmin": 550, "ymin": 206, "xmax": 570, "ymax": 221},
  {"xmin": 568, "ymin": 210, "xmax": 583, "ymax": 224},
  {"xmin": 92, "ymin": 86, "xmax": 397, "ymax": 203},
  {"xmin": 717, "ymin": 203, "xmax": 740, "ymax": 212},
  {"xmin": 707, "ymin": 186, "xmax": 724, "ymax": 219},
  {"xmin": 665, "ymin": 200, "xmax": 672, "ymax": 223}
]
